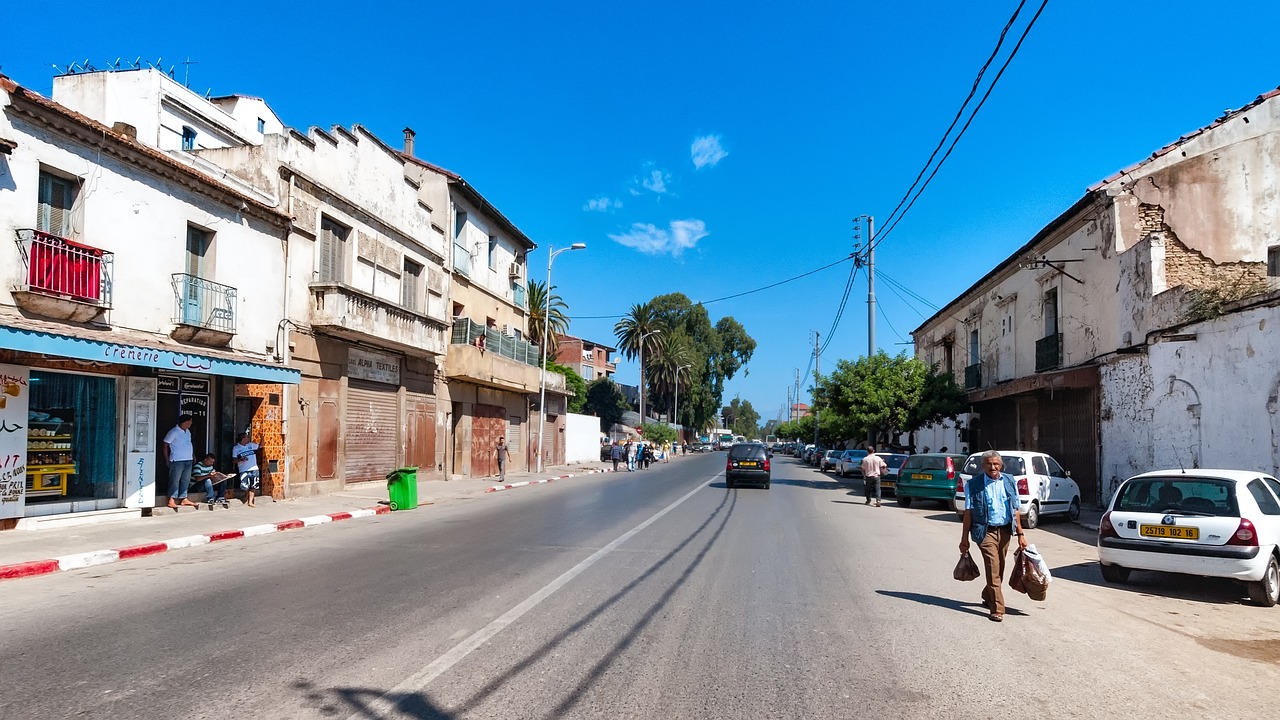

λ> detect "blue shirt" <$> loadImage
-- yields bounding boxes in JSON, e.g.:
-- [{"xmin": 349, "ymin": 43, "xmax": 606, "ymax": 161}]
[{"xmin": 966, "ymin": 472, "xmax": 1020, "ymax": 543}]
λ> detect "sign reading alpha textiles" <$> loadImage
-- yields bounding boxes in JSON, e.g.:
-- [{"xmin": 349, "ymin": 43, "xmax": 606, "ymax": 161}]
[{"xmin": 348, "ymin": 348, "xmax": 401, "ymax": 385}]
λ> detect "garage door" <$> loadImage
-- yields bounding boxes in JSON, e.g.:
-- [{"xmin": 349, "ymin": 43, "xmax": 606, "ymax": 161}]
[
  {"xmin": 470, "ymin": 404, "xmax": 505, "ymax": 478},
  {"xmin": 345, "ymin": 380, "xmax": 399, "ymax": 483}
]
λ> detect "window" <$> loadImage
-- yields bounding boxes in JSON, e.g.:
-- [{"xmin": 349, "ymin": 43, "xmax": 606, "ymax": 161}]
[
  {"xmin": 37, "ymin": 171, "xmax": 77, "ymax": 238},
  {"xmin": 257, "ymin": 118, "xmax": 266, "ymax": 133},
  {"xmin": 1045, "ymin": 456, "xmax": 1067, "ymax": 478},
  {"xmin": 1032, "ymin": 456, "xmax": 1048, "ymax": 475},
  {"xmin": 454, "ymin": 209, "xmax": 468, "ymax": 239},
  {"xmin": 186, "ymin": 226, "xmax": 211, "ymax": 278},
  {"xmin": 181, "ymin": 126, "xmax": 197, "ymax": 151},
  {"xmin": 1269, "ymin": 246, "xmax": 1280, "ymax": 277},
  {"xmin": 401, "ymin": 258, "xmax": 422, "ymax": 310},
  {"xmin": 943, "ymin": 342, "xmax": 953, "ymax": 374},
  {"xmin": 488, "ymin": 236, "xmax": 498, "ymax": 270},
  {"xmin": 1043, "ymin": 289, "xmax": 1059, "ymax": 337},
  {"xmin": 318, "ymin": 217, "xmax": 349, "ymax": 283},
  {"xmin": 968, "ymin": 329, "xmax": 979, "ymax": 365},
  {"xmin": 1247, "ymin": 480, "xmax": 1280, "ymax": 516}
]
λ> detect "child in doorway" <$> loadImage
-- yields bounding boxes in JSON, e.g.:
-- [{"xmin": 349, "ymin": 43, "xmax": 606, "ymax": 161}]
[
  {"xmin": 232, "ymin": 432, "xmax": 261, "ymax": 507},
  {"xmin": 192, "ymin": 453, "xmax": 231, "ymax": 509}
]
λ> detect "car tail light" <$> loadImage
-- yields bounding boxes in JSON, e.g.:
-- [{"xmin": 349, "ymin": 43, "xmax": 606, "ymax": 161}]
[
  {"xmin": 956, "ymin": 476, "xmax": 965, "ymax": 493},
  {"xmin": 763, "ymin": 457, "xmax": 771, "ymax": 472},
  {"xmin": 726, "ymin": 459, "xmax": 733, "ymax": 472},
  {"xmin": 946, "ymin": 456, "xmax": 955, "ymax": 480},
  {"xmin": 1098, "ymin": 511, "xmax": 1119, "ymax": 539},
  {"xmin": 1016, "ymin": 477, "xmax": 1029, "ymax": 495},
  {"xmin": 1226, "ymin": 518, "xmax": 1259, "ymax": 546}
]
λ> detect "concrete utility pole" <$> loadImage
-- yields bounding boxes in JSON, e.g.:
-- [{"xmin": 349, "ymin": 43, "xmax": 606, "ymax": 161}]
[
  {"xmin": 794, "ymin": 368, "xmax": 800, "ymax": 423},
  {"xmin": 866, "ymin": 215, "xmax": 876, "ymax": 358},
  {"xmin": 812, "ymin": 331, "xmax": 821, "ymax": 448}
]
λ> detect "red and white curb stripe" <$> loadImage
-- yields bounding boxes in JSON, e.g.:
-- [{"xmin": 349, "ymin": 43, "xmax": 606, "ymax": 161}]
[
  {"xmin": 0, "ymin": 506, "xmax": 394, "ymax": 582},
  {"xmin": 486, "ymin": 466, "xmax": 616, "ymax": 493}
]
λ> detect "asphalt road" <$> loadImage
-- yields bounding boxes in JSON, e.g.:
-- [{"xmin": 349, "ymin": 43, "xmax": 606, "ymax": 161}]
[{"xmin": 5, "ymin": 453, "xmax": 1280, "ymax": 719}]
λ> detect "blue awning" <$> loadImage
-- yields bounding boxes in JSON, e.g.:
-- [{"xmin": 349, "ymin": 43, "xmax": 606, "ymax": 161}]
[{"xmin": 0, "ymin": 324, "xmax": 300, "ymax": 384}]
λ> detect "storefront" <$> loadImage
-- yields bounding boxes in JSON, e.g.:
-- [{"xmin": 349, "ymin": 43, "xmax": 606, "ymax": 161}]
[
  {"xmin": 0, "ymin": 324, "xmax": 299, "ymax": 527},
  {"xmin": 343, "ymin": 348, "xmax": 401, "ymax": 484}
]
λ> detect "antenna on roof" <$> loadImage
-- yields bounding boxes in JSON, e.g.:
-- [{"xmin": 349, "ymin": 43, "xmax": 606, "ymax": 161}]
[
  {"xmin": 131, "ymin": 57, "xmax": 142, "ymax": 69},
  {"xmin": 182, "ymin": 57, "xmax": 198, "ymax": 87},
  {"xmin": 82, "ymin": 59, "xmax": 96, "ymax": 72},
  {"xmin": 112, "ymin": 58, "xmax": 121, "ymax": 69},
  {"xmin": 205, "ymin": 89, "xmax": 212, "ymax": 99}
]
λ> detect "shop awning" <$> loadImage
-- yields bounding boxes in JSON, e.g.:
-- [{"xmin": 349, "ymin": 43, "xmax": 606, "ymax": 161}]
[{"xmin": 0, "ymin": 320, "xmax": 300, "ymax": 384}]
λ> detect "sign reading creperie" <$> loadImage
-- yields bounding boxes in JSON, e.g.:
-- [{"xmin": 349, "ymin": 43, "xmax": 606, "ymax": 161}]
[{"xmin": 348, "ymin": 347, "xmax": 401, "ymax": 385}]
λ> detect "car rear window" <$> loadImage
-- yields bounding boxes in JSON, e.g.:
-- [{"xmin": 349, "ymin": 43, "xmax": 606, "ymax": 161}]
[
  {"xmin": 729, "ymin": 444, "xmax": 766, "ymax": 460},
  {"xmin": 878, "ymin": 454, "xmax": 908, "ymax": 468},
  {"xmin": 961, "ymin": 455, "xmax": 1026, "ymax": 475},
  {"xmin": 902, "ymin": 456, "xmax": 952, "ymax": 471},
  {"xmin": 1113, "ymin": 477, "xmax": 1239, "ymax": 517}
]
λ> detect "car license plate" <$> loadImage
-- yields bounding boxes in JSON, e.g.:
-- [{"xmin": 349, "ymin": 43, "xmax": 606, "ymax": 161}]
[
  {"xmin": 912, "ymin": 473, "xmax": 931, "ymax": 480},
  {"xmin": 1140, "ymin": 524, "xmax": 1199, "ymax": 540},
  {"xmin": 739, "ymin": 461, "xmax": 758, "ymax": 468}
]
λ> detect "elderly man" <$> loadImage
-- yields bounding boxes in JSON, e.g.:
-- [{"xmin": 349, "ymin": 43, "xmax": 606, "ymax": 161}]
[{"xmin": 959, "ymin": 450, "xmax": 1028, "ymax": 622}]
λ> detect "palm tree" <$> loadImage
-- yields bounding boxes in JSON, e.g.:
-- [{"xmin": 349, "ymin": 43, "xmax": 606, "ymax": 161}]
[
  {"xmin": 649, "ymin": 332, "xmax": 693, "ymax": 419},
  {"xmin": 527, "ymin": 279, "xmax": 570, "ymax": 351},
  {"xmin": 614, "ymin": 302, "xmax": 666, "ymax": 421}
]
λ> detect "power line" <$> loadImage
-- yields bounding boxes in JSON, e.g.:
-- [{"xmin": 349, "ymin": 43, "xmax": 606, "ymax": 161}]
[
  {"xmin": 879, "ymin": 271, "xmax": 939, "ymax": 317},
  {"xmin": 566, "ymin": 253, "xmax": 854, "ymax": 320},
  {"xmin": 819, "ymin": 264, "xmax": 861, "ymax": 356},
  {"xmin": 877, "ymin": 303, "xmax": 907, "ymax": 345},
  {"xmin": 871, "ymin": 0, "xmax": 1050, "ymax": 253}
]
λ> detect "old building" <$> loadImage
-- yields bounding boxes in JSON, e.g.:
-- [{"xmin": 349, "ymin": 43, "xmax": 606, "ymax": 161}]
[
  {"xmin": 554, "ymin": 334, "xmax": 617, "ymax": 381},
  {"xmin": 912, "ymin": 86, "xmax": 1280, "ymax": 505},
  {"xmin": 0, "ymin": 72, "xmax": 298, "ymax": 528}
]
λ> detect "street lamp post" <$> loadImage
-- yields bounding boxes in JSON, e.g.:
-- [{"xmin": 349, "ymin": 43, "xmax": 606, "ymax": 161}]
[
  {"xmin": 637, "ymin": 329, "xmax": 661, "ymax": 431},
  {"xmin": 537, "ymin": 242, "xmax": 586, "ymax": 474},
  {"xmin": 673, "ymin": 363, "xmax": 691, "ymax": 445}
]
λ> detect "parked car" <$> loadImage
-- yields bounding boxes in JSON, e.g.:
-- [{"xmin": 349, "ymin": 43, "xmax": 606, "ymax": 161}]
[
  {"xmin": 954, "ymin": 450, "xmax": 1082, "ymax": 528},
  {"xmin": 820, "ymin": 449, "xmax": 843, "ymax": 472},
  {"xmin": 1097, "ymin": 469, "xmax": 1280, "ymax": 606},
  {"xmin": 836, "ymin": 449, "xmax": 869, "ymax": 478},
  {"xmin": 895, "ymin": 453, "xmax": 970, "ymax": 508},
  {"xmin": 874, "ymin": 452, "xmax": 910, "ymax": 494},
  {"xmin": 726, "ymin": 442, "xmax": 771, "ymax": 489}
]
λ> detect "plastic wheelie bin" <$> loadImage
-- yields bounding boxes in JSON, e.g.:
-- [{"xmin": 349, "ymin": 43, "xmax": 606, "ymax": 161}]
[{"xmin": 386, "ymin": 467, "xmax": 419, "ymax": 510}]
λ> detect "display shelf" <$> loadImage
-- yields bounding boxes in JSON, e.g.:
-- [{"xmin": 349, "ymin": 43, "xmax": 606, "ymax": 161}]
[{"xmin": 26, "ymin": 414, "xmax": 76, "ymax": 498}]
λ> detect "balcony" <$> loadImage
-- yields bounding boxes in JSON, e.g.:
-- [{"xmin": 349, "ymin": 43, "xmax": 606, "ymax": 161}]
[
  {"xmin": 964, "ymin": 362, "xmax": 982, "ymax": 390},
  {"xmin": 447, "ymin": 318, "xmax": 561, "ymax": 394},
  {"xmin": 453, "ymin": 243, "xmax": 471, "ymax": 277},
  {"xmin": 512, "ymin": 281, "xmax": 526, "ymax": 309},
  {"xmin": 310, "ymin": 282, "xmax": 448, "ymax": 357},
  {"xmin": 13, "ymin": 229, "xmax": 113, "ymax": 323},
  {"xmin": 1035, "ymin": 333, "xmax": 1063, "ymax": 372},
  {"xmin": 170, "ymin": 273, "xmax": 237, "ymax": 346}
]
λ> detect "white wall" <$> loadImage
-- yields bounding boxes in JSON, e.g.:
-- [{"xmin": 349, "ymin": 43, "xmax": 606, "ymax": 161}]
[{"xmin": 566, "ymin": 412, "xmax": 603, "ymax": 464}]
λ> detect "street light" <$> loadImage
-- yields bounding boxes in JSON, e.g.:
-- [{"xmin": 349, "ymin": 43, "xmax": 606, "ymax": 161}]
[
  {"xmin": 673, "ymin": 363, "xmax": 691, "ymax": 445},
  {"xmin": 536, "ymin": 242, "xmax": 586, "ymax": 473},
  {"xmin": 637, "ymin": 329, "xmax": 661, "ymax": 430}
]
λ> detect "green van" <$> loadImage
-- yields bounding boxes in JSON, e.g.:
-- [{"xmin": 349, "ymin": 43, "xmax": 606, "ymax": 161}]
[{"xmin": 894, "ymin": 453, "xmax": 970, "ymax": 508}]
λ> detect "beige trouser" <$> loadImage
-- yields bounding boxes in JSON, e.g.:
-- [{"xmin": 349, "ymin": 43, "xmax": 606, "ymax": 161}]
[{"xmin": 979, "ymin": 525, "xmax": 1012, "ymax": 614}]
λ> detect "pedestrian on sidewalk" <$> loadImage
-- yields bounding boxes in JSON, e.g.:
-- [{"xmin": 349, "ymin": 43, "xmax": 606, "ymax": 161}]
[
  {"xmin": 232, "ymin": 432, "xmax": 262, "ymax": 508},
  {"xmin": 610, "ymin": 440, "xmax": 624, "ymax": 471},
  {"xmin": 861, "ymin": 445, "xmax": 888, "ymax": 507},
  {"xmin": 626, "ymin": 439, "xmax": 636, "ymax": 471},
  {"xmin": 662, "ymin": 441, "xmax": 671, "ymax": 463},
  {"xmin": 193, "ymin": 453, "xmax": 230, "ymax": 509},
  {"xmin": 162, "ymin": 414, "xmax": 197, "ymax": 510},
  {"xmin": 959, "ymin": 450, "xmax": 1027, "ymax": 623},
  {"xmin": 496, "ymin": 436, "xmax": 509, "ymax": 481}
]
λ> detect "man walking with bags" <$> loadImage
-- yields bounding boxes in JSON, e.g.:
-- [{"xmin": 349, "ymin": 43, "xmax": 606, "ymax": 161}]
[
  {"xmin": 959, "ymin": 450, "xmax": 1028, "ymax": 622},
  {"xmin": 860, "ymin": 445, "xmax": 888, "ymax": 507}
]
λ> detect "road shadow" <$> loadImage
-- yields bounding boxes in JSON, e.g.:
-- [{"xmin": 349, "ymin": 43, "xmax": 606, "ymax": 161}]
[
  {"xmin": 1032, "ymin": 517, "xmax": 1098, "ymax": 546},
  {"xmin": 875, "ymin": 590, "xmax": 1028, "ymax": 618},
  {"xmin": 1051, "ymin": 560, "xmax": 1250, "ymax": 605},
  {"xmin": 293, "ymin": 680, "xmax": 454, "ymax": 719},
  {"xmin": 773, "ymin": 477, "xmax": 850, "ymax": 490}
]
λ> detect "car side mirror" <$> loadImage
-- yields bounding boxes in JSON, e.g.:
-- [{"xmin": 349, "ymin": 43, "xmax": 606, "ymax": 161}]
[{"xmin": 1064, "ymin": 470, "xmax": 1072, "ymax": 478}]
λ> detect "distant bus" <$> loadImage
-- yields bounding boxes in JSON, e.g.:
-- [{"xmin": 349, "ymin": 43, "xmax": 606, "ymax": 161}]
[
  {"xmin": 765, "ymin": 435, "xmax": 778, "ymax": 445},
  {"xmin": 714, "ymin": 429, "xmax": 734, "ymax": 449}
]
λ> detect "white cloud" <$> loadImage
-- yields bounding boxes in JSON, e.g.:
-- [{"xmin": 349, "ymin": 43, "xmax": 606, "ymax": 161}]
[
  {"xmin": 608, "ymin": 219, "xmax": 708, "ymax": 257},
  {"xmin": 691, "ymin": 135, "xmax": 728, "ymax": 169},
  {"xmin": 584, "ymin": 196, "xmax": 622, "ymax": 212},
  {"xmin": 637, "ymin": 168, "xmax": 670, "ymax": 194}
]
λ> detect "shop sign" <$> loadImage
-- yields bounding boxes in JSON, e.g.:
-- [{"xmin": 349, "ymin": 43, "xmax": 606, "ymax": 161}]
[
  {"xmin": 0, "ymin": 364, "xmax": 30, "ymax": 519},
  {"xmin": 348, "ymin": 348, "xmax": 401, "ymax": 385}
]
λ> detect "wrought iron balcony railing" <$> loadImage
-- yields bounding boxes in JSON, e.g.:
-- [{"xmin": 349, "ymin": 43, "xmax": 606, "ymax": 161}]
[
  {"xmin": 964, "ymin": 362, "xmax": 982, "ymax": 390},
  {"xmin": 451, "ymin": 317, "xmax": 541, "ymax": 367},
  {"xmin": 1035, "ymin": 333, "xmax": 1063, "ymax": 372},
  {"xmin": 171, "ymin": 273, "xmax": 237, "ymax": 334},
  {"xmin": 15, "ymin": 229, "xmax": 114, "ymax": 307}
]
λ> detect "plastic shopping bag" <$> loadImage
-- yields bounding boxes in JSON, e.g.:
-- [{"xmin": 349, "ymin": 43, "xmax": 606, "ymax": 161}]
[{"xmin": 953, "ymin": 551, "xmax": 980, "ymax": 581}]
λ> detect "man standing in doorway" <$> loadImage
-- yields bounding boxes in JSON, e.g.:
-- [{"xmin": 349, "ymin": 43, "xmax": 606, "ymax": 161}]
[
  {"xmin": 163, "ymin": 414, "xmax": 197, "ymax": 509},
  {"xmin": 959, "ymin": 450, "xmax": 1027, "ymax": 622},
  {"xmin": 860, "ymin": 445, "xmax": 889, "ymax": 507},
  {"xmin": 496, "ymin": 436, "xmax": 509, "ymax": 481}
]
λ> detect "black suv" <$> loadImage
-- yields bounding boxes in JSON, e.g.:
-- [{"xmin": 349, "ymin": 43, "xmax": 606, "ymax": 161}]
[{"xmin": 726, "ymin": 443, "xmax": 771, "ymax": 489}]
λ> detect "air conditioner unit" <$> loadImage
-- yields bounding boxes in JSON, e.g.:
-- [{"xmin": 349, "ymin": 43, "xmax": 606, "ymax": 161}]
[
  {"xmin": 508, "ymin": 262, "xmax": 521, "ymax": 278},
  {"xmin": 502, "ymin": 324, "xmax": 516, "ymax": 337}
]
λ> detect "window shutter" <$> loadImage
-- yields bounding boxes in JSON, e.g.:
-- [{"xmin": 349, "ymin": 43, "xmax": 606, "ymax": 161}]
[{"xmin": 37, "ymin": 172, "xmax": 74, "ymax": 237}]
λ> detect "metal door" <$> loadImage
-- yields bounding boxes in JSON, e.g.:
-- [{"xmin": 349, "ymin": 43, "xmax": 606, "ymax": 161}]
[
  {"xmin": 470, "ymin": 404, "xmax": 505, "ymax": 477},
  {"xmin": 344, "ymin": 381, "xmax": 399, "ymax": 483},
  {"xmin": 405, "ymin": 393, "xmax": 437, "ymax": 475}
]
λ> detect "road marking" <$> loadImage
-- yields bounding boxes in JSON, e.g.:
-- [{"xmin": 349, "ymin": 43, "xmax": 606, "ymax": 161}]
[{"xmin": 351, "ymin": 478, "xmax": 712, "ymax": 719}]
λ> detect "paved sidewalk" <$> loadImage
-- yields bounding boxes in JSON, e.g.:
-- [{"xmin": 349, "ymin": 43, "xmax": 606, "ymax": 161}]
[{"xmin": 0, "ymin": 462, "xmax": 613, "ymax": 582}]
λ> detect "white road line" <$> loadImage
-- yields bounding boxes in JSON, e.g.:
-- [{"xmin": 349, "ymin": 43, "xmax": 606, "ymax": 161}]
[{"xmin": 351, "ymin": 478, "xmax": 713, "ymax": 719}]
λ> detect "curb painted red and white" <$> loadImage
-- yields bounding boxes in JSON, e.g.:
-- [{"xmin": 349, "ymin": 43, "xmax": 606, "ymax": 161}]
[
  {"xmin": 486, "ymin": 466, "xmax": 616, "ymax": 493},
  {"xmin": 0, "ymin": 505, "xmax": 395, "ymax": 582}
]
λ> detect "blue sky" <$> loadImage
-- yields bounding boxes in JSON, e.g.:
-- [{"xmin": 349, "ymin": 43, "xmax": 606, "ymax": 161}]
[{"xmin": 5, "ymin": 1, "xmax": 1279, "ymax": 424}]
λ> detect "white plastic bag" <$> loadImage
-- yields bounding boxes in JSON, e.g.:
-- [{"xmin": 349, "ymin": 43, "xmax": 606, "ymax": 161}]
[{"xmin": 1023, "ymin": 544, "xmax": 1052, "ymax": 582}]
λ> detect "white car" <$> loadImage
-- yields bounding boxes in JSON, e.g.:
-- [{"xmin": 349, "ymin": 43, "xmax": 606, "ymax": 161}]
[
  {"xmin": 1097, "ymin": 469, "xmax": 1280, "ymax": 607},
  {"xmin": 953, "ymin": 450, "xmax": 1081, "ymax": 528}
]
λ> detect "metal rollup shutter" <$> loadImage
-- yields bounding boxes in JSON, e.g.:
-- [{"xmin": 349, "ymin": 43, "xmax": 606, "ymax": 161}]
[{"xmin": 345, "ymin": 380, "xmax": 400, "ymax": 483}]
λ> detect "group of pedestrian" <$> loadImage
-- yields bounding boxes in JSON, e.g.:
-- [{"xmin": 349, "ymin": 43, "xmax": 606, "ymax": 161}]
[
  {"xmin": 162, "ymin": 414, "xmax": 262, "ymax": 510},
  {"xmin": 606, "ymin": 439, "xmax": 679, "ymax": 472}
]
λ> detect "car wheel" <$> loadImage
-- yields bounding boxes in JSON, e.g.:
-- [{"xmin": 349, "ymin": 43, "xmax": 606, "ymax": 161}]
[
  {"xmin": 1247, "ymin": 554, "xmax": 1280, "ymax": 607},
  {"xmin": 1100, "ymin": 563, "xmax": 1130, "ymax": 583},
  {"xmin": 1067, "ymin": 497, "xmax": 1081, "ymax": 522},
  {"xmin": 1023, "ymin": 501, "xmax": 1040, "ymax": 530},
  {"xmin": 898, "ymin": 495, "xmax": 912, "ymax": 508}
]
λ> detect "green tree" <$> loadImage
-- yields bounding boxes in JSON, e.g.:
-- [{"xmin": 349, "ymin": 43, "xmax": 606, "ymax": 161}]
[
  {"xmin": 813, "ymin": 351, "xmax": 939, "ymax": 445},
  {"xmin": 907, "ymin": 367, "xmax": 968, "ymax": 431},
  {"xmin": 640, "ymin": 422, "xmax": 677, "ymax": 446},
  {"xmin": 527, "ymin": 279, "xmax": 570, "ymax": 349},
  {"xmin": 649, "ymin": 332, "xmax": 694, "ymax": 422},
  {"xmin": 545, "ymin": 361, "xmax": 587, "ymax": 413},
  {"xmin": 582, "ymin": 377, "xmax": 629, "ymax": 429},
  {"xmin": 721, "ymin": 396, "xmax": 761, "ymax": 438}
]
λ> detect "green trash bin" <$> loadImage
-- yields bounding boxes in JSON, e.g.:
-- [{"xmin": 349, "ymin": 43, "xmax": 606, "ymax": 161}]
[{"xmin": 386, "ymin": 467, "xmax": 419, "ymax": 511}]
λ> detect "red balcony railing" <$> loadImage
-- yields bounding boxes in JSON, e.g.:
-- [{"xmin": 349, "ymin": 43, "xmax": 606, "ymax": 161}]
[{"xmin": 15, "ymin": 229, "xmax": 113, "ymax": 306}]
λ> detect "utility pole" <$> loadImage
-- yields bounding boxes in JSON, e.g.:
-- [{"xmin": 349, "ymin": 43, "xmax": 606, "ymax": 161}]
[
  {"xmin": 866, "ymin": 215, "xmax": 876, "ymax": 358},
  {"xmin": 794, "ymin": 368, "xmax": 800, "ymax": 423},
  {"xmin": 812, "ymin": 331, "xmax": 821, "ymax": 448}
]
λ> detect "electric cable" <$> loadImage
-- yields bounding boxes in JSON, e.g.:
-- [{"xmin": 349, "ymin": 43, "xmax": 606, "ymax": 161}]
[
  {"xmin": 819, "ymin": 264, "xmax": 860, "ymax": 356},
  {"xmin": 877, "ymin": 303, "xmax": 907, "ymax": 344},
  {"xmin": 879, "ymin": 271, "xmax": 940, "ymax": 317}
]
